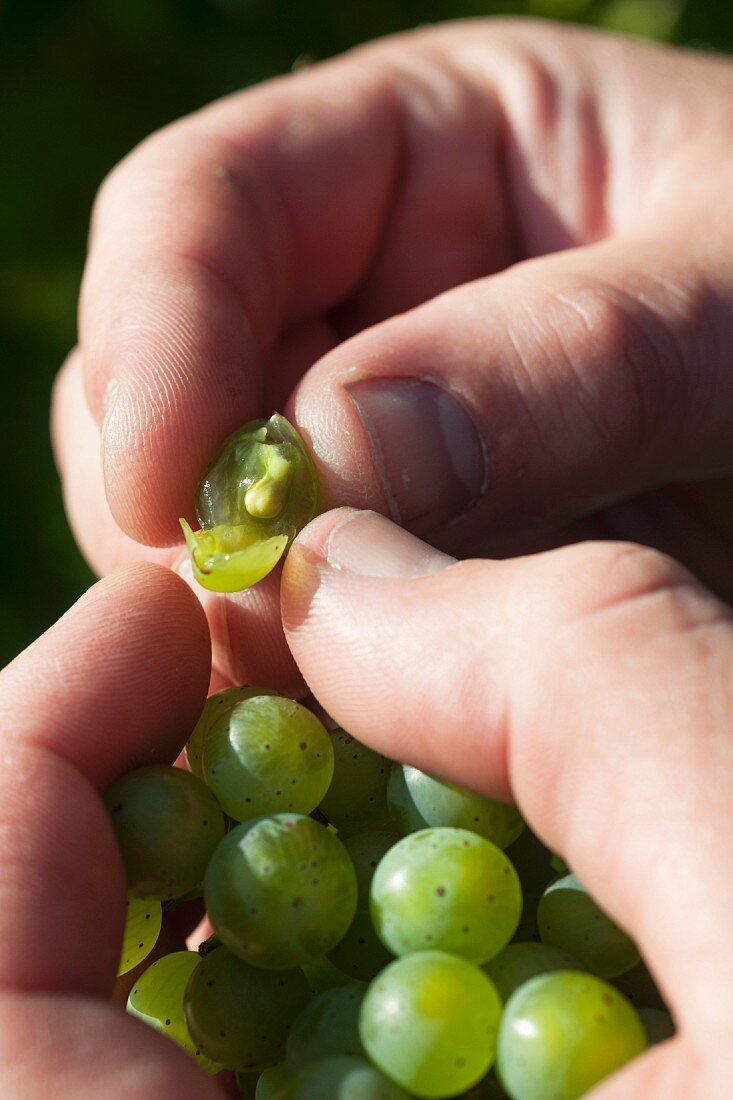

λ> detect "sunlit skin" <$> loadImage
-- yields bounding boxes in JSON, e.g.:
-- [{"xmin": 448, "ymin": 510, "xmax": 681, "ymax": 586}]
[
  {"xmin": 52, "ymin": 20, "xmax": 733, "ymax": 690},
  {"xmin": 12, "ymin": 16, "xmax": 732, "ymax": 1098}
]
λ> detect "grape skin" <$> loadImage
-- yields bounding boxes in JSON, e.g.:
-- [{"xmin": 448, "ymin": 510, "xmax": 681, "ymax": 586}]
[
  {"xmin": 127, "ymin": 951, "xmax": 218, "ymax": 1074},
  {"xmin": 284, "ymin": 1055, "xmax": 412, "ymax": 1099},
  {"xmin": 184, "ymin": 945, "xmax": 310, "ymax": 1071},
  {"xmin": 105, "ymin": 765, "xmax": 226, "ymax": 900},
  {"xmin": 183, "ymin": 414, "xmax": 320, "ymax": 593},
  {"xmin": 117, "ymin": 895, "xmax": 162, "ymax": 977},
  {"xmin": 371, "ymin": 827, "xmax": 522, "ymax": 965},
  {"xmin": 186, "ymin": 686, "xmax": 281, "ymax": 779},
  {"xmin": 537, "ymin": 874, "xmax": 639, "ymax": 978},
  {"xmin": 319, "ymin": 730, "xmax": 391, "ymax": 834},
  {"xmin": 204, "ymin": 696, "xmax": 334, "ymax": 823},
  {"xmin": 360, "ymin": 951, "xmax": 503, "ymax": 1099},
  {"xmin": 255, "ymin": 1063, "xmax": 296, "ymax": 1098},
  {"xmin": 285, "ymin": 982, "xmax": 367, "ymax": 1070},
  {"xmin": 204, "ymin": 813, "xmax": 358, "ymax": 969},
  {"xmin": 497, "ymin": 971, "xmax": 647, "ymax": 1100},
  {"xmin": 327, "ymin": 829, "xmax": 399, "ymax": 981},
  {"xmin": 387, "ymin": 764, "xmax": 524, "ymax": 850},
  {"xmin": 483, "ymin": 942, "xmax": 585, "ymax": 1004}
]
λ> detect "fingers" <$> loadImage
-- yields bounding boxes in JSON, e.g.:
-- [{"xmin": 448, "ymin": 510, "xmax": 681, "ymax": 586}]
[
  {"xmin": 0, "ymin": 564, "xmax": 210, "ymax": 996},
  {"xmin": 0, "ymin": 994, "xmax": 223, "ymax": 1100},
  {"xmin": 289, "ymin": 219, "xmax": 733, "ymax": 555},
  {"xmin": 52, "ymin": 351, "xmax": 304, "ymax": 694},
  {"xmin": 80, "ymin": 31, "xmax": 505, "ymax": 546},
  {"xmin": 282, "ymin": 509, "xmax": 733, "ymax": 1043},
  {"xmin": 75, "ymin": 20, "xmax": 733, "ymax": 558}
]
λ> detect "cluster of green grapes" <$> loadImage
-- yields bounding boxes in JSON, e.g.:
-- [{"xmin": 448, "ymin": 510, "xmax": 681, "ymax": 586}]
[{"xmin": 108, "ymin": 687, "xmax": 672, "ymax": 1100}]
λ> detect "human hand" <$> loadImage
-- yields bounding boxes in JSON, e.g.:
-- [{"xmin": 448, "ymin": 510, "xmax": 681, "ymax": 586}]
[
  {"xmin": 52, "ymin": 20, "xmax": 733, "ymax": 692},
  {"xmin": 280, "ymin": 507, "xmax": 733, "ymax": 1097},
  {"xmin": 0, "ymin": 563, "xmax": 230, "ymax": 1099}
]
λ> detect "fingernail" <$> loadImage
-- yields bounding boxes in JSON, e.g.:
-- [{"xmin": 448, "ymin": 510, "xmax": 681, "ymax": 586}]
[
  {"xmin": 325, "ymin": 510, "xmax": 455, "ymax": 579},
  {"xmin": 346, "ymin": 378, "xmax": 487, "ymax": 533}
]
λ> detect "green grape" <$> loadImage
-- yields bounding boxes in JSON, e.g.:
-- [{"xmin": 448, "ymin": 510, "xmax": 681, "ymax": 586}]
[
  {"xmin": 300, "ymin": 955, "xmax": 354, "ymax": 995},
  {"xmin": 371, "ymin": 827, "xmax": 522, "ymax": 965},
  {"xmin": 638, "ymin": 1007, "xmax": 675, "ymax": 1045},
  {"xmin": 319, "ymin": 730, "xmax": 391, "ymax": 833},
  {"xmin": 497, "ymin": 971, "xmax": 647, "ymax": 1100},
  {"xmin": 483, "ymin": 942, "xmax": 584, "ymax": 1003},
  {"xmin": 387, "ymin": 764, "xmax": 524, "ymax": 850},
  {"xmin": 256, "ymin": 1063, "xmax": 296, "ymax": 1099},
  {"xmin": 205, "ymin": 813, "xmax": 358, "ymax": 969},
  {"xmin": 117, "ymin": 895, "xmax": 162, "ymax": 976},
  {"xmin": 328, "ymin": 829, "xmax": 398, "ymax": 981},
  {"xmin": 184, "ymin": 945, "xmax": 310, "ymax": 1071},
  {"xmin": 612, "ymin": 959, "xmax": 667, "ymax": 1011},
  {"xmin": 287, "ymin": 1056, "xmax": 412, "ymax": 1100},
  {"xmin": 360, "ymin": 951, "xmax": 502, "ymax": 1098},
  {"xmin": 127, "ymin": 951, "xmax": 218, "ymax": 1073},
  {"xmin": 186, "ymin": 685, "xmax": 281, "ymax": 778},
  {"xmin": 537, "ymin": 874, "xmax": 639, "ymax": 978},
  {"xmin": 105, "ymin": 766, "xmax": 226, "ymax": 899},
  {"xmin": 286, "ymin": 982, "xmax": 366, "ymax": 1069},
  {"xmin": 204, "ymin": 696, "xmax": 334, "ymax": 822},
  {"xmin": 181, "ymin": 413, "xmax": 319, "ymax": 592}
]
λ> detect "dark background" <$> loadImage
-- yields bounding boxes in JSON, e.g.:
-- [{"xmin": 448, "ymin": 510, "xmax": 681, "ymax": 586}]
[{"xmin": 1, "ymin": 0, "xmax": 731, "ymax": 667}]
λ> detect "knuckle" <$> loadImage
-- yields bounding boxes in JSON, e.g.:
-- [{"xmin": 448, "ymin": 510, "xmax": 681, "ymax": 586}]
[{"xmin": 543, "ymin": 540, "xmax": 730, "ymax": 642}]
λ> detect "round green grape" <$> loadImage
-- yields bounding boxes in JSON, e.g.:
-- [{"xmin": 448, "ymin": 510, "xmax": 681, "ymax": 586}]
[
  {"xmin": 286, "ymin": 982, "xmax": 366, "ymax": 1069},
  {"xmin": 186, "ymin": 686, "xmax": 281, "ymax": 778},
  {"xmin": 328, "ymin": 829, "xmax": 398, "ymax": 981},
  {"xmin": 538, "ymin": 874, "xmax": 639, "ymax": 978},
  {"xmin": 319, "ymin": 730, "xmax": 391, "ymax": 833},
  {"xmin": 255, "ymin": 1063, "xmax": 296, "ymax": 1099},
  {"xmin": 127, "ymin": 951, "xmax": 218, "ymax": 1073},
  {"xmin": 387, "ymin": 764, "xmax": 524, "ymax": 850},
  {"xmin": 182, "ymin": 413, "xmax": 319, "ymax": 593},
  {"xmin": 184, "ymin": 945, "xmax": 309, "ymax": 1071},
  {"xmin": 360, "ymin": 951, "xmax": 502, "ymax": 1098},
  {"xmin": 287, "ymin": 1056, "xmax": 411, "ymax": 1100},
  {"xmin": 105, "ymin": 765, "xmax": 226, "ymax": 899},
  {"xmin": 118, "ymin": 895, "xmax": 162, "ymax": 976},
  {"xmin": 483, "ymin": 942, "xmax": 584, "ymax": 1003},
  {"xmin": 638, "ymin": 1007, "xmax": 675, "ymax": 1045},
  {"xmin": 497, "ymin": 971, "xmax": 647, "ymax": 1100},
  {"xmin": 205, "ymin": 813, "xmax": 358, "ymax": 969},
  {"xmin": 371, "ymin": 827, "xmax": 522, "ymax": 965},
  {"xmin": 204, "ymin": 696, "xmax": 333, "ymax": 822}
]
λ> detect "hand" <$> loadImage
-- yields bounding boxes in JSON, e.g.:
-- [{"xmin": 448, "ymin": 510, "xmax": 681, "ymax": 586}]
[
  {"xmin": 0, "ymin": 564, "xmax": 225, "ymax": 1099},
  {"xmin": 52, "ymin": 20, "xmax": 733, "ymax": 691},
  {"xmin": 281, "ymin": 507, "xmax": 733, "ymax": 1097}
]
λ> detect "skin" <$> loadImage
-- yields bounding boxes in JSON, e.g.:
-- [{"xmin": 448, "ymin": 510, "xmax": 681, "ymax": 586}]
[
  {"xmin": 29, "ymin": 18, "xmax": 733, "ymax": 1096},
  {"xmin": 51, "ymin": 20, "xmax": 733, "ymax": 689}
]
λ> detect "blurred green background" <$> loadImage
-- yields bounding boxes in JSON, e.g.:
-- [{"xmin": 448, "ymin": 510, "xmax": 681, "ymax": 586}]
[{"xmin": 1, "ymin": 0, "xmax": 730, "ymax": 667}]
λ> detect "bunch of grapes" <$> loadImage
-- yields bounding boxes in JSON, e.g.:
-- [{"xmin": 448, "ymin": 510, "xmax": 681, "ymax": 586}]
[
  {"xmin": 111, "ymin": 415, "xmax": 669, "ymax": 1098},
  {"xmin": 109, "ymin": 690, "xmax": 668, "ymax": 1100}
]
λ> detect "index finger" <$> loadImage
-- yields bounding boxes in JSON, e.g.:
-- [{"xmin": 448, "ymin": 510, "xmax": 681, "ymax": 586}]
[{"xmin": 80, "ymin": 27, "xmax": 507, "ymax": 546}]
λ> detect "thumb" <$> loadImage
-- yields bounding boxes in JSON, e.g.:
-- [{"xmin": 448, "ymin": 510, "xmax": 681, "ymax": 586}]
[{"xmin": 282, "ymin": 507, "xmax": 733, "ymax": 1092}]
